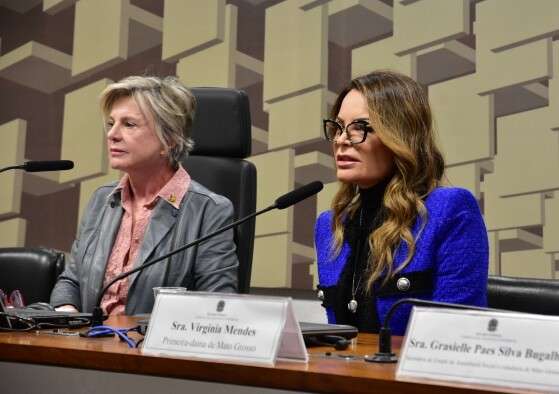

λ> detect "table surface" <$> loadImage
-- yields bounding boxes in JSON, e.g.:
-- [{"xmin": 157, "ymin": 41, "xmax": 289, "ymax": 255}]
[{"xmin": 0, "ymin": 316, "xmax": 540, "ymax": 394}]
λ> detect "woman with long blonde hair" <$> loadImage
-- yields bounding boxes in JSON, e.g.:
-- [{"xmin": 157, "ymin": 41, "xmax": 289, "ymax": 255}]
[{"xmin": 315, "ymin": 70, "xmax": 488, "ymax": 334}]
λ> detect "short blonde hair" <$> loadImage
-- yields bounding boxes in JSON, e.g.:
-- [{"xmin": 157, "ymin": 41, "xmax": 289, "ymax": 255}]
[{"xmin": 100, "ymin": 75, "xmax": 196, "ymax": 169}]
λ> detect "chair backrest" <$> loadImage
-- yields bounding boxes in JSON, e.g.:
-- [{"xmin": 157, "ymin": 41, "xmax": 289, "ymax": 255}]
[
  {"xmin": 0, "ymin": 247, "xmax": 65, "ymax": 304},
  {"xmin": 183, "ymin": 87, "xmax": 256, "ymax": 294},
  {"xmin": 487, "ymin": 275, "xmax": 559, "ymax": 316}
]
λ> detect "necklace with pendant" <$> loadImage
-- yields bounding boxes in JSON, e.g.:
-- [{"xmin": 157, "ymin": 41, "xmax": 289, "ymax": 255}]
[
  {"xmin": 347, "ymin": 208, "xmax": 364, "ymax": 314},
  {"xmin": 348, "ymin": 274, "xmax": 360, "ymax": 313}
]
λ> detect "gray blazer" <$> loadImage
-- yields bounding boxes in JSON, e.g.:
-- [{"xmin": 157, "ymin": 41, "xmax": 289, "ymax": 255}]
[{"xmin": 50, "ymin": 180, "xmax": 238, "ymax": 314}]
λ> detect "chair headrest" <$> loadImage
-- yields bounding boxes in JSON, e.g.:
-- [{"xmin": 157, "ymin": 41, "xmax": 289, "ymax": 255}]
[{"xmin": 189, "ymin": 87, "xmax": 252, "ymax": 159}]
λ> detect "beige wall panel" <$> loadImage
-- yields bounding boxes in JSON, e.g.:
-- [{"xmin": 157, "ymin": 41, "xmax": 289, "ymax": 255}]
[
  {"xmin": 493, "ymin": 108, "xmax": 558, "ymax": 197},
  {"xmin": 475, "ymin": 0, "xmax": 559, "ymax": 51},
  {"xmin": 72, "ymin": 0, "xmax": 128, "ymax": 77},
  {"xmin": 544, "ymin": 195, "xmax": 559, "ymax": 254},
  {"xmin": 549, "ymin": 41, "xmax": 559, "ymax": 130},
  {"xmin": 484, "ymin": 173, "xmax": 543, "ymax": 231},
  {"xmin": 488, "ymin": 231, "xmax": 499, "ymax": 275},
  {"xmin": 247, "ymin": 149, "xmax": 294, "ymax": 236},
  {"xmin": 294, "ymin": 151, "xmax": 336, "ymax": 185},
  {"xmin": 176, "ymin": 5, "xmax": 236, "ymax": 88},
  {"xmin": 0, "ymin": 120, "xmax": 26, "ymax": 216},
  {"xmin": 251, "ymin": 234, "xmax": 291, "ymax": 287},
  {"xmin": 430, "ymin": 74, "xmax": 494, "ymax": 166},
  {"xmin": 263, "ymin": 1, "xmax": 327, "ymax": 103},
  {"xmin": 500, "ymin": 249, "xmax": 554, "ymax": 279},
  {"xmin": 444, "ymin": 163, "xmax": 479, "ymax": 200},
  {"xmin": 58, "ymin": 79, "xmax": 113, "ymax": 184},
  {"xmin": 476, "ymin": 35, "xmax": 552, "ymax": 95},
  {"xmin": 267, "ymin": 88, "xmax": 326, "ymax": 150},
  {"xmin": 0, "ymin": 218, "xmax": 26, "ymax": 247},
  {"xmin": 352, "ymin": 36, "xmax": 415, "ymax": 78},
  {"xmin": 316, "ymin": 181, "xmax": 338, "ymax": 218},
  {"xmin": 43, "ymin": 0, "xmax": 77, "ymax": 15},
  {"xmin": 393, "ymin": 0, "xmax": 469, "ymax": 55},
  {"xmin": 78, "ymin": 168, "xmax": 121, "ymax": 225},
  {"xmin": 162, "ymin": 0, "xmax": 225, "ymax": 62},
  {"xmin": 0, "ymin": 41, "xmax": 72, "ymax": 93}
]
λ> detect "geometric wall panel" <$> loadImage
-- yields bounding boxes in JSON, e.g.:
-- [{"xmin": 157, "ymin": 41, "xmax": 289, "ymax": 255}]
[
  {"xmin": 549, "ymin": 40, "xmax": 559, "ymax": 130},
  {"xmin": 493, "ymin": 107, "xmax": 559, "ymax": 197},
  {"xmin": 393, "ymin": 0, "xmax": 470, "ymax": 55},
  {"xmin": 248, "ymin": 148, "xmax": 294, "ymax": 237},
  {"xmin": 476, "ymin": 35, "xmax": 552, "ymax": 95},
  {"xmin": 501, "ymin": 249, "xmax": 555, "ymax": 279},
  {"xmin": 328, "ymin": 0, "xmax": 392, "ymax": 48},
  {"xmin": 72, "ymin": 0, "xmax": 128, "ymax": 77},
  {"xmin": 352, "ymin": 36, "xmax": 415, "ymax": 78},
  {"xmin": 0, "ymin": 218, "xmax": 26, "ymax": 247},
  {"xmin": 77, "ymin": 167, "xmax": 121, "ymax": 225},
  {"xmin": 543, "ymin": 194, "xmax": 559, "ymax": 254},
  {"xmin": 263, "ymin": 1, "xmax": 327, "ymax": 103},
  {"xmin": 43, "ymin": 0, "xmax": 78, "ymax": 15},
  {"xmin": 162, "ymin": 0, "xmax": 225, "ymax": 62},
  {"xmin": 430, "ymin": 73, "xmax": 494, "ymax": 166},
  {"xmin": 484, "ymin": 175, "xmax": 544, "ymax": 232},
  {"xmin": 475, "ymin": 0, "xmax": 559, "ymax": 52},
  {"xmin": 445, "ymin": 162, "xmax": 481, "ymax": 200},
  {"xmin": 58, "ymin": 78, "xmax": 113, "ymax": 184},
  {"xmin": 294, "ymin": 151, "xmax": 336, "ymax": 186},
  {"xmin": 0, "ymin": 41, "xmax": 72, "ymax": 93},
  {"xmin": 267, "ymin": 88, "xmax": 326, "ymax": 150},
  {"xmin": 0, "ymin": 0, "xmax": 41, "ymax": 13},
  {"xmin": 176, "ymin": 4, "xmax": 236, "ymax": 88},
  {"xmin": 316, "ymin": 181, "xmax": 338, "ymax": 220},
  {"xmin": 0, "ymin": 119, "xmax": 26, "ymax": 217},
  {"xmin": 251, "ymin": 233, "xmax": 291, "ymax": 288}
]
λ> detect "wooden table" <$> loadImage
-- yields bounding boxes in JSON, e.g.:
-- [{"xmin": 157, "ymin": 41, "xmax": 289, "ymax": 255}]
[{"xmin": 0, "ymin": 316, "xmax": 537, "ymax": 394}]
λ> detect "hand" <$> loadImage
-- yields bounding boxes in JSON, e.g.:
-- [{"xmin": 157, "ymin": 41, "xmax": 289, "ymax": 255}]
[{"xmin": 55, "ymin": 304, "xmax": 79, "ymax": 312}]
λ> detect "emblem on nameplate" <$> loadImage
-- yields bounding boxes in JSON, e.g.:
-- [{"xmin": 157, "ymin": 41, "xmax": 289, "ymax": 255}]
[{"xmin": 216, "ymin": 300, "xmax": 225, "ymax": 312}]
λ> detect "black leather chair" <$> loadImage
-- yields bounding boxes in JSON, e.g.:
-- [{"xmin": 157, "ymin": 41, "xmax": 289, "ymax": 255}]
[
  {"xmin": 0, "ymin": 247, "xmax": 65, "ymax": 305},
  {"xmin": 487, "ymin": 275, "xmax": 559, "ymax": 315},
  {"xmin": 184, "ymin": 87, "xmax": 256, "ymax": 294}
]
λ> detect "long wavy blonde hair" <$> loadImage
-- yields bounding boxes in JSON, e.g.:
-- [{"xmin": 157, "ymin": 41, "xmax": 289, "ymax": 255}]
[{"xmin": 330, "ymin": 70, "xmax": 445, "ymax": 292}]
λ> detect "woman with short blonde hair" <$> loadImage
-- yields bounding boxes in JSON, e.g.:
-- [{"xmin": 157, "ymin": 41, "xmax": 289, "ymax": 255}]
[{"xmin": 51, "ymin": 75, "xmax": 238, "ymax": 315}]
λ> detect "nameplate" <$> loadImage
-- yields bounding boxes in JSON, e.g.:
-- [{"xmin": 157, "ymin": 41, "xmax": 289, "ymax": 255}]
[
  {"xmin": 397, "ymin": 307, "xmax": 559, "ymax": 392},
  {"xmin": 142, "ymin": 292, "xmax": 308, "ymax": 365}
]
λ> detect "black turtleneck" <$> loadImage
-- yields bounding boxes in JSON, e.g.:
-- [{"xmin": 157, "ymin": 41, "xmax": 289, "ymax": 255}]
[{"xmin": 333, "ymin": 179, "xmax": 388, "ymax": 333}]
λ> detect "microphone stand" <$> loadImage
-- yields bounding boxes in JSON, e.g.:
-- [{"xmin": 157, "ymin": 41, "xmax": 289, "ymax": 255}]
[
  {"xmin": 90, "ymin": 180, "xmax": 323, "ymax": 326},
  {"xmin": 365, "ymin": 298, "xmax": 500, "ymax": 363},
  {"xmin": 90, "ymin": 205, "xmax": 274, "ymax": 326},
  {"xmin": 0, "ymin": 165, "xmax": 24, "ymax": 173}
]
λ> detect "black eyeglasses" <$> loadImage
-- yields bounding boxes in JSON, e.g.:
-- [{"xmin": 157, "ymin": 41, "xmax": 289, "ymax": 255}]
[{"xmin": 323, "ymin": 119, "xmax": 373, "ymax": 145}]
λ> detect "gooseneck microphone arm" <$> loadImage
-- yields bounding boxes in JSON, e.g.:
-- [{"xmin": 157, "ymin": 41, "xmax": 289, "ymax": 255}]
[
  {"xmin": 91, "ymin": 205, "xmax": 275, "ymax": 325},
  {"xmin": 366, "ymin": 298, "xmax": 500, "ymax": 363},
  {"xmin": 90, "ymin": 181, "xmax": 324, "ymax": 326}
]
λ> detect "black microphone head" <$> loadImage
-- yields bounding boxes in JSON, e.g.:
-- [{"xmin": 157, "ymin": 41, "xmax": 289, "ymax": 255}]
[
  {"xmin": 274, "ymin": 181, "xmax": 323, "ymax": 210},
  {"xmin": 24, "ymin": 160, "xmax": 74, "ymax": 172}
]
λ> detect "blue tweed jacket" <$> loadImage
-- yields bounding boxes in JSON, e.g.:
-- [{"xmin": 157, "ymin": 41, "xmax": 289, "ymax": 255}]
[{"xmin": 315, "ymin": 187, "xmax": 489, "ymax": 335}]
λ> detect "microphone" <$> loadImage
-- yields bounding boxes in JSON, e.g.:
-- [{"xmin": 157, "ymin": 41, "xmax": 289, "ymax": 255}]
[
  {"xmin": 90, "ymin": 181, "xmax": 324, "ymax": 326},
  {"xmin": 365, "ymin": 298, "xmax": 501, "ymax": 363},
  {"xmin": 0, "ymin": 160, "xmax": 74, "ymax": 173}
]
